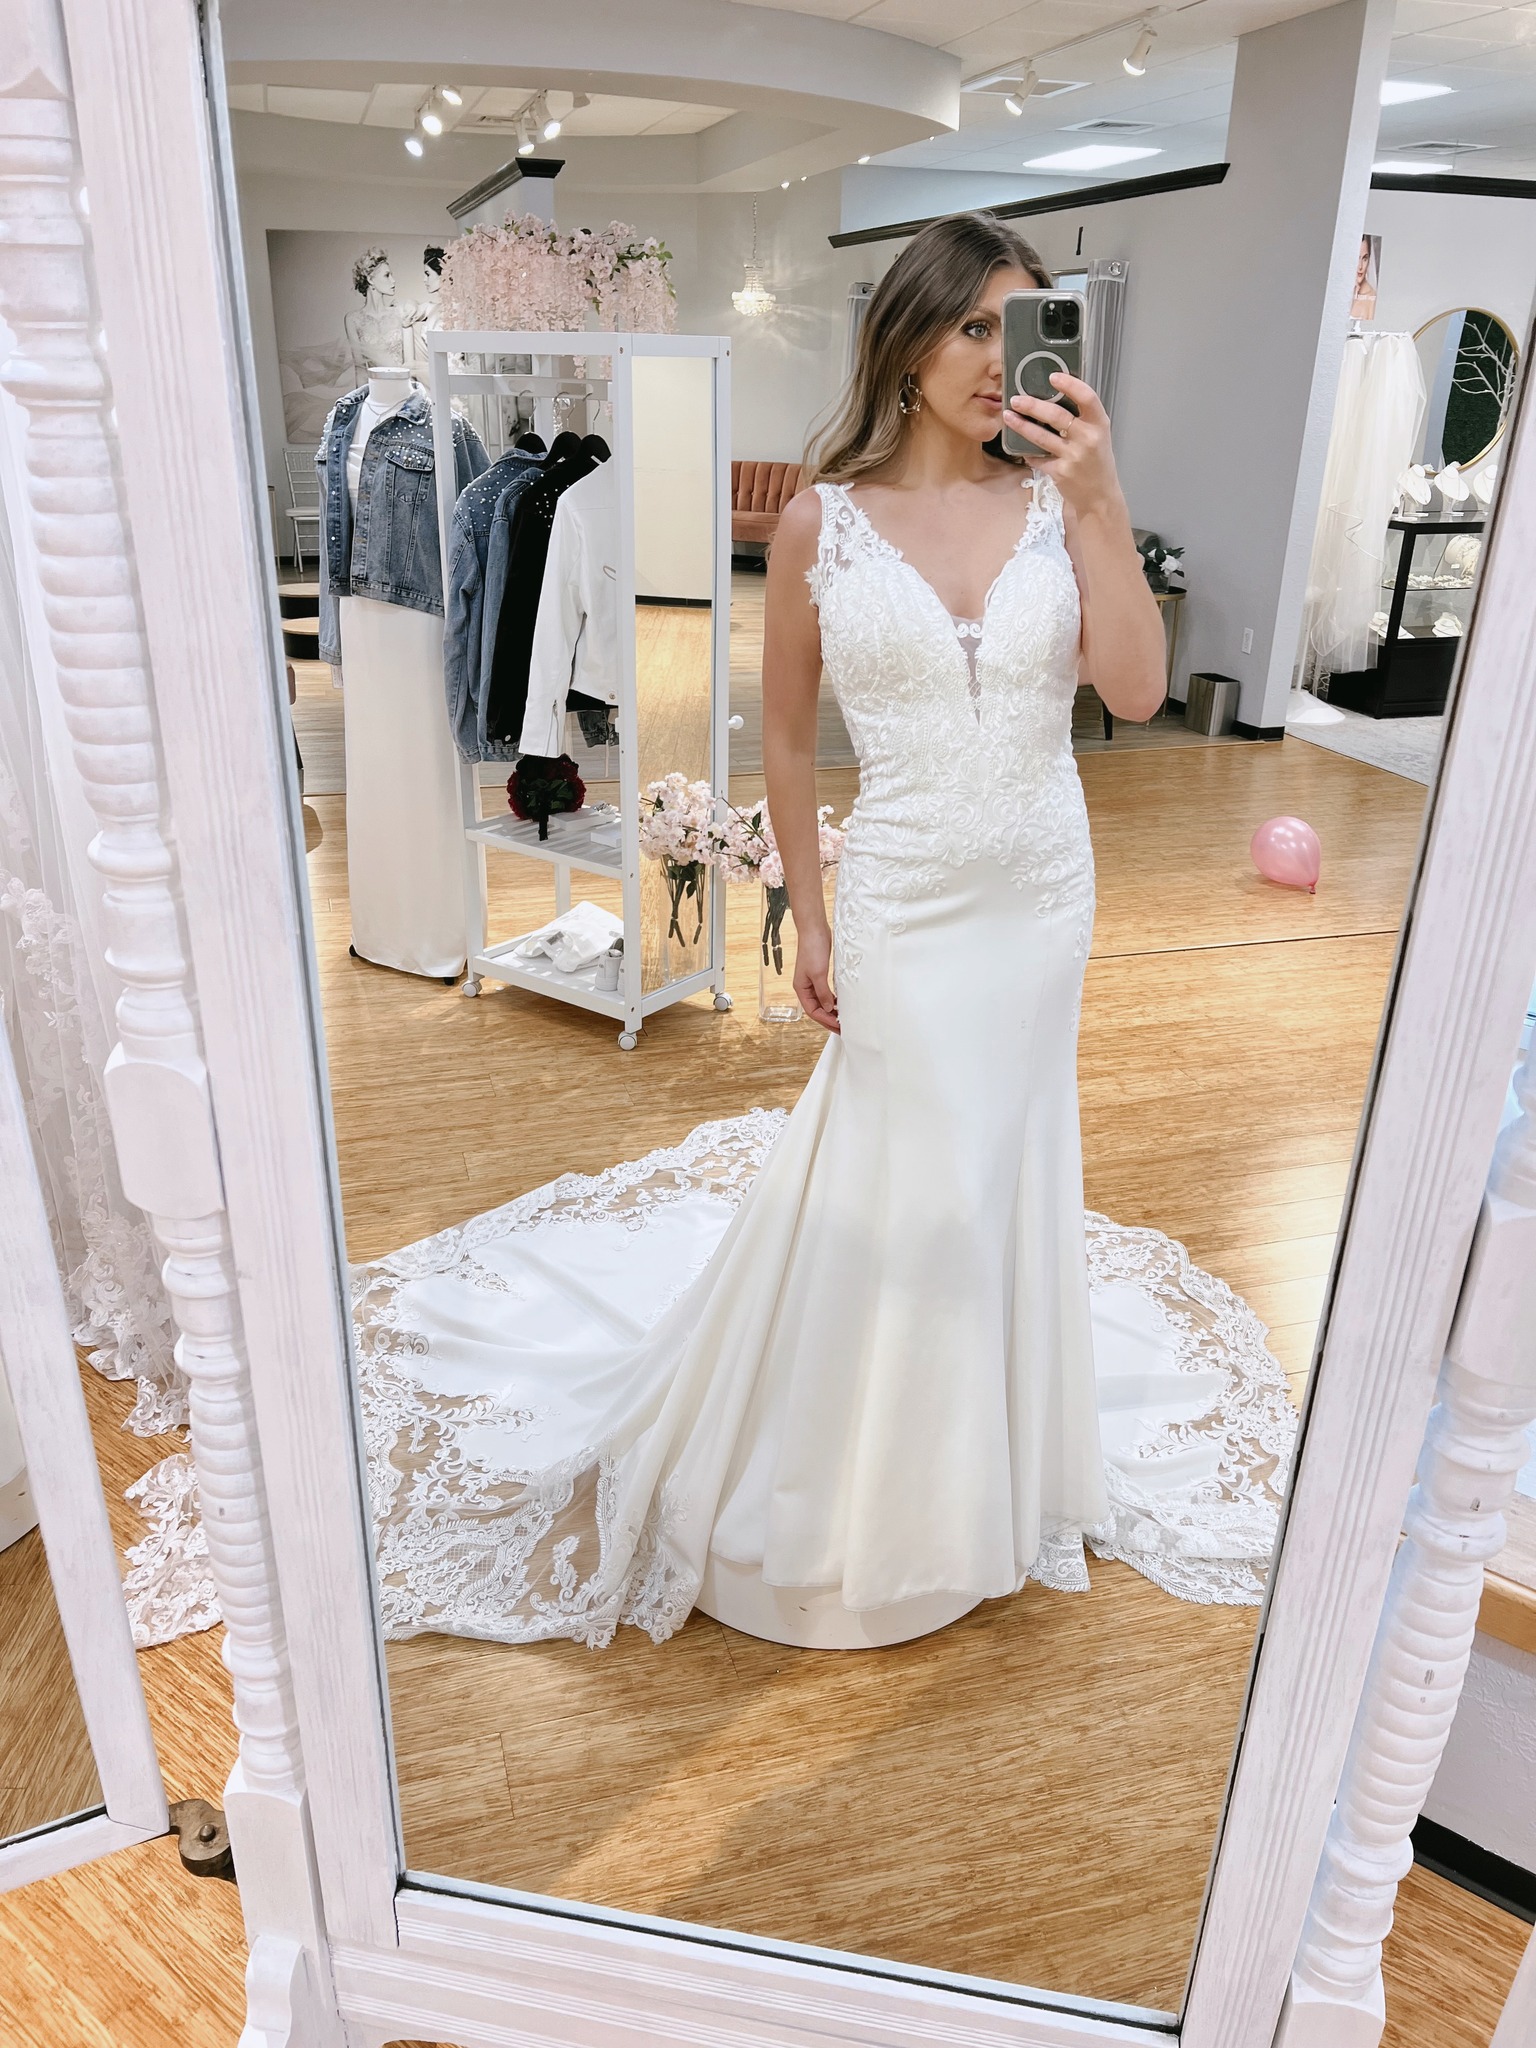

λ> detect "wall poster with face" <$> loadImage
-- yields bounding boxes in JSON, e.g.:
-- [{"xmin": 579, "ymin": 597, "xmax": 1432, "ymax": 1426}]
[{"xmin": 268, "ymin": 229, "xmax": 446, "ymax": 442}]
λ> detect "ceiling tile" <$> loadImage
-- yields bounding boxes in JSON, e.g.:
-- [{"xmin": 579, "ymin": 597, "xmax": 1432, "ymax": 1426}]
[
  {"xmin": 853, "ymin": 0, "xmax": 1024, "ymax": 39},
  {"xmin": 264, "ymin": 86, "xmax": 371, "ymax": 124}
]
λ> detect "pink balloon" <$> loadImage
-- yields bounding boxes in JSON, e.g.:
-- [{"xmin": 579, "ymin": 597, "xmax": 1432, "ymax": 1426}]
[{"xmin": 1250, "ymin": 815, "xmax": 1321, "ymax": 894}]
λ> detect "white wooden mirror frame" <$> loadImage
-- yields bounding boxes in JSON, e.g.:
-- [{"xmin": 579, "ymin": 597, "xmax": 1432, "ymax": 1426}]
[{"xmin": 2, "ymin": 0, "xmax": 1536, "ymax": 2040}]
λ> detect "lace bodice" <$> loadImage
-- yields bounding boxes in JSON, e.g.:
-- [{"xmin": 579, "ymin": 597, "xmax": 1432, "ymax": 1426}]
[{"xmin": 808, "ymin": 478, "xmax": 1095, "ymax": 974}]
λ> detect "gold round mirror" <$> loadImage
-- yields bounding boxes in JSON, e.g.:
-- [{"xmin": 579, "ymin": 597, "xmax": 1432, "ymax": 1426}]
[{"xmin": 1412, "ymin": 306, "xmax": 1520, "ymax": 470}]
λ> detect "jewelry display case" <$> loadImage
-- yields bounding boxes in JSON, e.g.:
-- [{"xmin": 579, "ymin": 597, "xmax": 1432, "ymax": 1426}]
[{"xmin": 1327, "ymin": 513, "xmax": 1484, "ymax": 719}]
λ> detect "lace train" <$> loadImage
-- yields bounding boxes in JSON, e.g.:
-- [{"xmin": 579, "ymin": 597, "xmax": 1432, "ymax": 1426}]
[
  {"xmin": 358, "ymin": 1111, "xmax": 1297, "ymax": 1643},
  {"xmin": 125, "ymin": 1110, "xmax": 1298, "ymax": 1648}
]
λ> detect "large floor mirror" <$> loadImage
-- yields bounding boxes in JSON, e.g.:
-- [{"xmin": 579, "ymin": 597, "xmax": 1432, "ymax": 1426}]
[
  {"xmin": 219, "ymin": 0, "xmax": 1523, "ymax": 2024},
  {"xmin": 4, "ymin": 0, "xmax": 1534, "ymax": 2035}
]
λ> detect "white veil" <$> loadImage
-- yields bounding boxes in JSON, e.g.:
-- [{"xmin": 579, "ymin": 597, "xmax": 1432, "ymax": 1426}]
[{"xmin": 0, "ymin": 369, "xmax": 181, "ymax": 1433}]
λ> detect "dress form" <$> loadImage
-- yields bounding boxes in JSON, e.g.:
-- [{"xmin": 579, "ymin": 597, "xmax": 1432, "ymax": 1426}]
[{"xmin": 338, "ymin": 366, "xmax": 465, "ymax": 980}]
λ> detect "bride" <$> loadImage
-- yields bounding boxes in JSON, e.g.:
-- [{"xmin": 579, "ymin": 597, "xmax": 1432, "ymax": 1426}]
[{"xmin": 357, "ymin": 214, "xmax": 1291, "ymax": 1651}]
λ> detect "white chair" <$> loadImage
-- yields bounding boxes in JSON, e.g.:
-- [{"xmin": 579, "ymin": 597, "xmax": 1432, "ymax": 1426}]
[{"xmin": 282, "ymin": 445, "xmax": 322, "ymax": 574}]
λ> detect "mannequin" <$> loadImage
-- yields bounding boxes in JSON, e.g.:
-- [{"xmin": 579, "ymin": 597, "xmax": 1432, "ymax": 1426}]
[{"xmin": 336, "ymin": 365, "xmax": 468, "ymax": 980}]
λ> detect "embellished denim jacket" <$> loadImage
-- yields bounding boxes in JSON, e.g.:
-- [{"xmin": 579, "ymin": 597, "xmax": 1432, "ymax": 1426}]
[
  {"xmin": 443, "ymin": 450, "xmax": 545, "ymax": 761},
  {"xmin": 316, "ymin": 387, "xmax": 489, "ymax": 666}
]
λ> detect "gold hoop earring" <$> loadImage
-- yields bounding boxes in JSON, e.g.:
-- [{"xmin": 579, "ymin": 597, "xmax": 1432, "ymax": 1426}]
[{"xmin": 898, "ymin": 373, "xmax": 924, "ymax": 417}]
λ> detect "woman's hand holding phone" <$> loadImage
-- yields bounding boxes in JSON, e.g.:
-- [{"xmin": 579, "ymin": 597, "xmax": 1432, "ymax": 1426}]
[{"xmin": 1004, "ymin": 374, "xmax": 1123, "ymax": 521}]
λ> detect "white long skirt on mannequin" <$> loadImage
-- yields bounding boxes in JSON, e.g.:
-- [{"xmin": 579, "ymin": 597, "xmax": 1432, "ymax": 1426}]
[{"xmin": 339, "ymin": 594, "xmax": 464, "ymax": 979}]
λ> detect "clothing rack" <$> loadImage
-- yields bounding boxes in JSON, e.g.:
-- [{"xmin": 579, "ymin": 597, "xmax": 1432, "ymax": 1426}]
[{"xmin": 427, "ymin": 330, "xmax": 733, "ymax": 1048}]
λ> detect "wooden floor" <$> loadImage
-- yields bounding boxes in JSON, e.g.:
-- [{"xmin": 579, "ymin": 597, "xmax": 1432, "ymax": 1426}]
[
  {"xmin": 0, "ymin": 718, "xmax": 1526, "ymax": 2041},
  {"xmin": 0, "ymin": 1526, "xmax": 98, "ymax": 1837}
]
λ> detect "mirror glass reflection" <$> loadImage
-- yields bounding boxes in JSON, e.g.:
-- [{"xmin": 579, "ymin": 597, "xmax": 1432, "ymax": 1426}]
[
  {"xmin": 231, "ymin": 3, "xmax": 1529, "ymax": 2019},
  {"xmin": 0, "ymin": 1387, "xmax": 100, "ymax": 1840}
]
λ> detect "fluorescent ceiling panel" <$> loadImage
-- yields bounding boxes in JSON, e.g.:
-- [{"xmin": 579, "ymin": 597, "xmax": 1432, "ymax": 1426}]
[
  {"xmin": 1380, "ymin": 78, "xmax": 1456, "ymax": 101},
  {"xmin": 1023, "ymin": 142, "xmax": 1163, "ymax": 169}
]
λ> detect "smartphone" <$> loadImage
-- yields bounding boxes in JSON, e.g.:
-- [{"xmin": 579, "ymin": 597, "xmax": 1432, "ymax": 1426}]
[{"xmin": 1001, "ymin": 289, "xmax": 1086, "ymax": 458}]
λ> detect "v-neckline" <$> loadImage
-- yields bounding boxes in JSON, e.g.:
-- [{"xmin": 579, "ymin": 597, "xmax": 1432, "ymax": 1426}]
[{"xmin": 835, "ymin": 481, "xmax": 1041, "ymax": 634}]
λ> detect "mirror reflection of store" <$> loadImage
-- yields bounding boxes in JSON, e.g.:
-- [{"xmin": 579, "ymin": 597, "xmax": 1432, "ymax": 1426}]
[{"xmin": 13, "ymin": 11, "xmax": 1534, "ymax": 2045}]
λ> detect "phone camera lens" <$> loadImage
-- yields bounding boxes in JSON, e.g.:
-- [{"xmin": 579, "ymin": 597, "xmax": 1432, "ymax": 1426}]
[{"xmin": 1042, "ymin": 298, "xmax": 1081, "ymax": 343}]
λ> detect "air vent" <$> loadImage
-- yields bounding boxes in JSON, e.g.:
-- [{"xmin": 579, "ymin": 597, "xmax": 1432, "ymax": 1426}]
[
  {"xmin": 1395, "ymin": 138, "xmax": 1490, "ymax": 153},
  {"xmin": 1064, "ymin": 117, "xmax": 1155, "ymax": 134}
]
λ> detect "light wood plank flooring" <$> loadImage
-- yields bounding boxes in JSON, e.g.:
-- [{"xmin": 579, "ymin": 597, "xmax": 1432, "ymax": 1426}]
[{"xmin": 0, "ymin": 1527, "xmax": 98, "ymax": 1838}]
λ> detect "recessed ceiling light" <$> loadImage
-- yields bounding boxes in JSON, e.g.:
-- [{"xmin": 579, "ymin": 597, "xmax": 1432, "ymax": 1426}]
[
  {"xmin": 1372, "ymin": 158, "xmax": 1453, "ymax": 174},
  {"xmin": 1380, "ymin": 79, "xmax": 1454, "ymax": 105},
  {"xmin": 857, "ymin": 154, "xmax": 871, "ymax": 163},
  {"xmin": 404, "ymin": 135, "xmax": 424, "ymax": 157},
  {"xmin": 1025, "ymin": 143, "xmax": 1162, "ymax": 171},
  {"xmin": 781, "ymin": 179, "xmax": 790, "ymax": 188}
]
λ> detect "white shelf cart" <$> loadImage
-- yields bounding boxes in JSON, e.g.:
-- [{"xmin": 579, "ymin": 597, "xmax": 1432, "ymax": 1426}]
[{"xmin": 427, "ymin": 331, "xmax": 733, "ymax": 1048}]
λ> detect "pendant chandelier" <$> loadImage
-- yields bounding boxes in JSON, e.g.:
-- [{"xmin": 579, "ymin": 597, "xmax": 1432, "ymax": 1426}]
[{"xmin": 732, "ymin": 200, "xmax": 777, "ymax": 318}]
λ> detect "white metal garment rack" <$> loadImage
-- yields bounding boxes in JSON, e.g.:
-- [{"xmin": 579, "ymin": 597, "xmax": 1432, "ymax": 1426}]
[{"xmin": 426, "ymin": 330, "xmax": 733, "ymax": 1048}]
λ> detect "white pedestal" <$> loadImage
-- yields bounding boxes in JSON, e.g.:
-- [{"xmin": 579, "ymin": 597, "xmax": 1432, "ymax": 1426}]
[{"xmin": 696, "ymin": 1553, "xmax": 980, "ymax": 1650}]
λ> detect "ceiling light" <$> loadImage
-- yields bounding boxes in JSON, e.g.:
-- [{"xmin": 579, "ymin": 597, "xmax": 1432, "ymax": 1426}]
[
  {"xmin": 536, "ymin": 95, "xmax": 562, "ymax": 141},
  {"xmin": 1123, "ymin": 28, "xmax": 1155, "ymax": 75},
  {"xmin": 1005, "ymin": 65, "xmax": 1040, "ymax": 114},
  {"xmin": 404, "ymin": 135, "xmax": 425, "ymax": 157},
  {"xmin": 517, "ymin": 116, "xmax": 536, "ymax": 156},
  {"xmin": 439, "ymin": 85, "xmax": 463, "ymax": 107},
  {"xmin": 1026, "ymin": 142, "xmax": 1162, "ymax": 171},
  {"xmin": 858, "ymin": 154, "xmax": 871, "ymax": 163},
  {"xmin": 421, "ymin": 108, "xmax": 444, "ymax": 136},
  {"xmin": 781, "ymin": 178, "xmax": 790, "ymax": 188},
  {"xmin": 1372, "ymin": 158, "xmax": 1453, "ymax": 174},
  {"xmin": 1380, "ymin": 79, "xmax": 1454, "ymax": 104}
]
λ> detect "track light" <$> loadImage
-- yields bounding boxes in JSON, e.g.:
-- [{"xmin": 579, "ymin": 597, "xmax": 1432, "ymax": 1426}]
[
  {"xmin": 517, "ymin": 116, "xmax": 536, "ymax": 156},
  {"xmin": 404, "ymin": 134, "xmax": 425, "ymax": 157},
  {"xmin": 421, "ymin": 107, "xmax": 443, "ymax": 136},
  {"xmin": 536, "ymin": 94, "xmax": 562, "ymax": 141},
  {"xmin": 440, "ymin": 85, "xmax": 463, "ymax": 107},
  {"xmin": 1123, "ymin": 27, "xmax": 1155, "ymax": 75},
  {"xmin": 1004, "ymin": 66, "xmax": 1039, "ymax": 115}
]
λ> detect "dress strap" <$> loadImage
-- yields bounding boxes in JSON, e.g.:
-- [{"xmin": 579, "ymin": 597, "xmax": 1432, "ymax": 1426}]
[{"xmin": 806, "ymin": 481, "xmax": 877, "ymax": 607}]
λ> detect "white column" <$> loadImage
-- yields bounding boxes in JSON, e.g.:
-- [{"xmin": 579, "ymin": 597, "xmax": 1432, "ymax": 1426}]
[{"xmin": 1102, "ymin": 0, "xmax": 1392, "ymax": 730}]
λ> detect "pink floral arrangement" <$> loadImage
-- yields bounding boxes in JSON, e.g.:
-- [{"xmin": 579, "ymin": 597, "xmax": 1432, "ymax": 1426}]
[
  {"xmin": 639, "ymin": 773, "xmax": 715, "ymax": 864},
  {"xmin": 708, "ymin": 800, "xmax": 845, "ymax": 886},
  {"xmin": 438, "ymin": 215, "xmax": 676, "ymax": 334}
]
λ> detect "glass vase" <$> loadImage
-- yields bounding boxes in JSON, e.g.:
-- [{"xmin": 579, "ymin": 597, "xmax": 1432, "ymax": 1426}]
[
  {"xmin": 758, "ymin": 882, "xmax": 799, "ymax": 1023},
  {"xmin": 658, "ymin": 858, "xmax": 708, "ymax": 984}
]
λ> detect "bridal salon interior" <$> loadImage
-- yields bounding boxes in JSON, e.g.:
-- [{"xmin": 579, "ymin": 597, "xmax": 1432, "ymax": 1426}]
[{"xmin": 1, "ymin": 0, "xmax": 1535, "ymax": 2043}]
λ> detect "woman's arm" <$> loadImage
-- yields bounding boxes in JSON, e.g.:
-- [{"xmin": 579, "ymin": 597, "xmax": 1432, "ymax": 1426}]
[
  {"xmin": 761, "ymin": 490, "xmax": 839, "ymax": 1033},
  {"xmin": 1005, "ymin": 374, "xmax": 1167, "ymax": 723}
]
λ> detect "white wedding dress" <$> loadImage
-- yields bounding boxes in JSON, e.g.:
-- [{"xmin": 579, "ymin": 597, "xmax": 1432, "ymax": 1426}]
[{"xmin": 353, "ymin": 477, "xmax": 1297, "ymax": 1650}]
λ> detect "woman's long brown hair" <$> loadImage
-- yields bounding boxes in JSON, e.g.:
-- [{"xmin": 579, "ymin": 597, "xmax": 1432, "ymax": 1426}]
[{"xmin": 804, "ymin": 212, "xmax": 1051, "ymax": 486}]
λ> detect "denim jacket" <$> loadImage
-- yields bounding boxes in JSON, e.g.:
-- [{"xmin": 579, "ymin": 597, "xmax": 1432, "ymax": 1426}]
[
  {"xmin": 316, "ymin": 387, "xmax": 489, "ymax": 666},
  {"xmin": 443, "ymin": 450, "xmax": 544, "ymax": 761}
]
